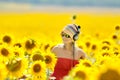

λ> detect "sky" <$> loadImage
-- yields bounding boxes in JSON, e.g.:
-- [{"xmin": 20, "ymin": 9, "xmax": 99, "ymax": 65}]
[
  {"xmin": 0, "ymin": 0, "xmax": 120, "ymax": 12},
  {"xmin": 0, "ymin": 0, "xmax": 120, "ymax": 7}
]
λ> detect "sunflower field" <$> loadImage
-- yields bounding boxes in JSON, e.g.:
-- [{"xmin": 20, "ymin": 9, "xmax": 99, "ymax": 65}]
[{"xmin": 0, "ymin": 12, "xmax": 120, "ymax": 80}]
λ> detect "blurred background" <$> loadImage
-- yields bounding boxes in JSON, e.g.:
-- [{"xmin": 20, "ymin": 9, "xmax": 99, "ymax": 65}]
[
  {"xmin": 0, "ymin": 0, "xmax": 120, "ymax": 12},
  {"xmin": 0, "ymin": 0, "xmax": 120, "ymax": 7},
  {"xmin": 0, "ymin": 0, "xmax": 120, "ymax": 41},
  {"xmin": 0, "ymin": 0, "xmax": 120, "ymax": 40}
]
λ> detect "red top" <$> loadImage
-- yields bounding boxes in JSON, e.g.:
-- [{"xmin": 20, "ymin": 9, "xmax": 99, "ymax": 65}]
[{"xmin": 51, "ymin": 57, "xmax": 79, "ymax": 80}]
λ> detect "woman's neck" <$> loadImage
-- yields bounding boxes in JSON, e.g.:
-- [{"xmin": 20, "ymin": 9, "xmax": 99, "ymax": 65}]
[{"xmin": 64, "ymin": 42, "xmax": 75, "ymax": 51}]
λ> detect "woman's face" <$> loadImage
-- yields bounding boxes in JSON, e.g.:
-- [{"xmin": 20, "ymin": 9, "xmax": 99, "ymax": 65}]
[{"xmin": 61, "ymin": 32, "xmax": 73, "ymax": 44}]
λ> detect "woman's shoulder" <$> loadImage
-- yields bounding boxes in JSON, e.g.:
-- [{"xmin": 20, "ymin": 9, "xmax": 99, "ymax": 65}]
[
  {"xmin": 53, "ymin": 44, "xmax": 63, "ymax": 49},
  {"xmin": 51, "ymin": 44, "xmax": 63, "ymax": 53}
]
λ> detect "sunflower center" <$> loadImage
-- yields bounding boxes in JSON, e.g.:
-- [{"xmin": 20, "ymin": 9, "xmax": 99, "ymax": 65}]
[
  {"xmin": 102, "ymin": 41, "xmax": 110, "ymax": 45},
  {"xmin": 83, "ymin": 62, "xmax": 91, "ymax": 67},
  {"xmin": 99, "ymin": 69, "xmax": 120, "ymax": 80},
  {"xmin": 102, "ymin": 46, "xmax": 109, "ymax": 50},
  {"xmin": 102, "ymin": 53, "xmax": 110, "ymax": 56},
  {"xmin": 32, "ymin": 53, "xmax": 44, "ymax": 61},
  {"xmin": 44, "ymin": 44, "xmax": 50, "ymax": 51},
  {"xmin": 25, "ymin": 40, "xmax": 35, "ymax": 50},
  {"xmin": 86, "ymin": 42, "xmax": 90, "ymax": 48},
  {"xmin": 100, "ymin": 60, "xmax": 105, "ymax": 65},
  {"xmin": 33, "ymin": 64, "xmax": 41, "ymax": 73},
  {"xmin": 115, "ymin": 25, "xmax": 120, "ymax": 30},
  {"xmin": 112, "ymin": 35, "xmax": 117, "ymax": 39},
  {"xmin": 3, "ymin": 35, "xmax": 11, "ymax": 43},
  {"xmin": 14, "ymin": 43, "xmax": 22, "ymax": 48},
  {"xmin": 1, "ymin": 48, "xmax": 9, "ymax": 56},
  {"xmin": 45, "ymin": 56, "xmax": 52, "ymax": 64},
  {"xmin": 14, "ymin": 52, "xmax": 19, "ymax": 56},
  {"xmin": 75, "ymin": 71, "xmax": 86, "ymax": 79},
  {"xmin": 92, "ymin": 45, "xmax": 97, "ymax": 50},
  {"xmin": 6, "ymin": 59, "xmax": 22, "ymax": 72},
  {"xmin": 114, "ymin": 52, "xmax": 119, "ymax": 55}
]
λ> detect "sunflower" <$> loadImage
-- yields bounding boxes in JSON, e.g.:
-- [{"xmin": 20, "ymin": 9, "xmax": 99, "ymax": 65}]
[
  {"xmin": 81, "ymin": 35, "xmax": 93, "ymax": 55},
  {"xmin": 117, "ymin": 51, "xmax": 120, "ymax": 59},
  {"xmin": 1, "ymin": 34, "xmax": 15, "ymax": 45},
  {"xmin": 22, "ymin": 38, "xmax": 38, "ymax": 54},
  {"xmin": 83, "ymin": 40, "xmax": 92, "ymax": 55},
  {"xmin": 94, "ymin": 56, "xmax": 112, "ymax": 68},
  {"xmin": 25, "ymin": 39, "xmax": 36, "ymax": 50},
  {"xmin": 12, "ymin": 46, "xmax": 25, "ymax": 58},
  {"xmin": 100, "ymin": 39, "xmax": 114, "ymax": 46},
  {"xmin": 68, "ymin": 64, "xmax": 91, "ymax": 80},
  {"xmin": 94, "ymin": 59, "xmax": 120, "ymax": 80},
  {"xmin": 85, "ymin": 41, "xmax": 91, "ymax": 49},
  {"xmin": 113, "ymin": 50, "xmax": 120, "ymax": 57},
  {"xmin": 95, "ymin": 48, "xmax": 113, "ymax": 58},
  {"xmin": 13, "ymin": 42, "xmax": 22, "ymax": 48},
  {"xmin": 102, "ymin": 49, "xmax": 114, "ymax": 57},
  {"xmin": 30, "ymin": 49, "xmax": 45, "ymax": 62},
  {"xmin": 101, "ymin": 38, "xmax": 117, "ymax": 48},
  {"xmin": 91, "ymin": 43, "xmax": 98, "ymax": 52},
  {"xmin": 44, "ymin": 41, "xmax": 57, "ymax": 53},
  {"xmin": 79, "ymin": 59, "xmax": 93, "ymax": 67},
  {"xmin": 40, "ymin": 42, "xmax": 50, "ymax": 52},
  {"xmin": 83, "ymin": 38, "xmax": 98, "ymax": 57},
  {"xmin": 112, "ymin": 34, "xmax": 118, "ymax": 40},
  {"xmin": 63, "ymin": 75, "xmax": 75, "ymax": 80},
  {"xmin": 114, "ymin": 25, "xmax": 120, "ymax": 38},
  {"xmin": 0, "ymin": 44, "xmax": 14, "ymax": 62},
  {"xmin": 44, "ymin": 43, "xmax": 50, "ymax": 52},
  {"xmin": 74, "ymin": 70, "xmax": 86, "ymax": 80},
  {"xmin": 44, "ymin": 52, "xmax": 57, "ymax": 71},
  {"xmin": 5, "ymin": 57, "xmax": 28, "ymax": 79},
  {"xmin": 29, "ymin": 61, "xmax": 46, "ymax": 80},
  {"xmin": 115, "ymin": 25, "xmax": 120, "ymax": 31},
  {"xmin": 100, "ymin": 43, "xmax": 111, "ymax": 51},
  {"xmin": 88, "ymin": 40, "xmax": 99, "ymax": 58},
  {"xmin": 2, "ymin": 35, "xmax": 12, "ymax": 44},
  {"xmin": 111, "ymin": 33, "xmax": 120, "ymax": 45}
]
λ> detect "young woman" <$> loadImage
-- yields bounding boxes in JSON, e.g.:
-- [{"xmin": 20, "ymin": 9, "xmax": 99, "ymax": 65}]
[{"xmin": 51, "ymin": 24, "xmax": 86, "ymax": 80}]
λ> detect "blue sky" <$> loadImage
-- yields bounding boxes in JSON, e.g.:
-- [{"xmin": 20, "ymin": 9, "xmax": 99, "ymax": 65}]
[{"xmin": 0, "ymin": 0, "xmax": 120, "ymax": 7}]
